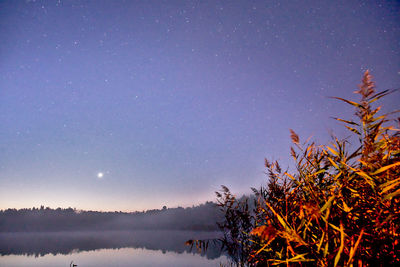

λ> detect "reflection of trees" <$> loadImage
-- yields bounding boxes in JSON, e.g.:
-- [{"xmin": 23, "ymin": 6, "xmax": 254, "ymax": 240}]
[{"xmin": 0, "ymin": 230, "xmax": 223, "ymax": 260}]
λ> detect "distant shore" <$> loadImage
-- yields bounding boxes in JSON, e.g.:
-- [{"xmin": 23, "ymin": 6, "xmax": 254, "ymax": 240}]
[{"xmin": 0, "ymin": 202, "xmax": 222, "ymax": 232}]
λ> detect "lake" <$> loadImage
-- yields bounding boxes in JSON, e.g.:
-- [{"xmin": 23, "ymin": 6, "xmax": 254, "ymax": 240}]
[{"xmin": 0, "ymin": 230, "xmax": 229, "ymax": 266}]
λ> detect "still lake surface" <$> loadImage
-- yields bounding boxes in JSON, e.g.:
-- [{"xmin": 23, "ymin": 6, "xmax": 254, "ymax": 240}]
[{"xmin": 0, "ymin": 230, "xmax": 228, "ymax": 266}]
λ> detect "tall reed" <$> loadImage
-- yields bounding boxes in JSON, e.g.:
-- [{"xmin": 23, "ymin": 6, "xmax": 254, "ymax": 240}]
[{"xmin": 216, "ymin": 71, "xmax": 399, "ymax": 266}]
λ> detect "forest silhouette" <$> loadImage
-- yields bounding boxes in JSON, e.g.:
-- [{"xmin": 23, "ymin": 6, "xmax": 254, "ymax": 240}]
[{"xmin": 0, "ymin": 202, "xmax": 221, "ymax": 232}]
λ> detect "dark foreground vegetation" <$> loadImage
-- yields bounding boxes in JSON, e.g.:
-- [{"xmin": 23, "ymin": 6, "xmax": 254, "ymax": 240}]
[
  {"xmin": 206, "ymin": 71, "xmax": 399, "ymax": 266},
  {"xmin": 0, "ymin": 202, "xmax": 222, "ymax": 232}
]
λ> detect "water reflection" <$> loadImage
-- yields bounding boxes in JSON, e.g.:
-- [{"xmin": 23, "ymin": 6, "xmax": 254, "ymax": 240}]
[
  {"xmin": 0, "ymin": 230, "xmax": 222, "ymax": 259},
  {"xmin": 1, "ymin": 247, "xmax": 228, "ymax": 267}
]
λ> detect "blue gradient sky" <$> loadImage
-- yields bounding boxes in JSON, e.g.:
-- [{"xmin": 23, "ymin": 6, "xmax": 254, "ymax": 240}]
[{"xmin": 0, "ymin": 1, "xmax": 399, "ymax": 211}]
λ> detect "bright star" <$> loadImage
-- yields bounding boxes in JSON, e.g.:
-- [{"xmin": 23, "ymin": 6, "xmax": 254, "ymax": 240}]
[{"xmin": 97, "ymin": 172, "xmax": 104, "ymax": 178}]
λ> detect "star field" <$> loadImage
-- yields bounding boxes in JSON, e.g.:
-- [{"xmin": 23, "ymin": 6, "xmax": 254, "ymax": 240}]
[{"xmin": 0, "ymin": 1, "xmax": 399, "ymax": 211}]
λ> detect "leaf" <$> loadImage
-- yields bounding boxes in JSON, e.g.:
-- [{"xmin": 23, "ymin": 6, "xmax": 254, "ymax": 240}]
[
  {"xmin": 320, "ymin": 195, "xmax": 335, "ymax": 213},
  {"xmin": 342, "ymin": 200, "xmax": 352, "ymax": 212},
  {"xmin": 370, "ymin": 106, "xmax": 382, "ymax": 117},
  {"xmin": 379, "ymin": 177, "xmax": 400, "ymax": 194},
  {"xmin": 345, "ymin": 163, "xmax": 375, "ymax": 188},
  {"xmin": 367, "ymin": 89, "xmax": 394, "ymax": 104},
  {"xmin": 270, "ymin": 253, "xmax": 314, "ymax": 265},
  {"xmin": 371, "ymin": 161, "xmax": 400, "ymax": 175},
  {"xmin": 358, "ymin": 159, "xmax": 372, "ymax": 168},
  {"xmin": 264, "ymin": 201, "xmax": 291, "ymax": 231},
  {"xmin": 346, "ymin": 229, "xmax": 364, "ymax": 267},
  {"xmin": 334, "ymin": 222, "xmax": 345, "ymax": 267},
  {"xmin": 313, "ymin": 169, "xmax": 326, "ymax": 177},
  {"xmin": 326, "ymin": 146, "xmax": 340, "ymax": 157},
  {"xmin": 327, "ymin": 157, "xmax": 340, "ymax": 170},
  {"xmin": 347, "ymin": 146, "xmax": 362, "ymax": 160},
  {"xmin": 356, "ymin": 170, "xmax": 375, "ymax": 188},
  {"xmin": 345, "ymin": 125, "xmax": 361, "ymax": 135},
  {"xmin": 333, "ymin": 117, "xmax": 360, "ymax": 126},
  {"xmin": 317, "ymin": 232, "xmax": 326, "ymax": 252},
  {"xmin": 328, "ymin": 222, "xmax": 341, "ymax": 232},
  {"xmin": 254, "ymin": 243, "xmax": 269, "ymax": 256},
  {"xmin": 384, "ymin": 188, "xmax": 400, "ymax": 200},
  {"xmin": 285, "ymin": 172, "xmax": 297, "ymax": 182},
  {"xmin": 371, "ymin": 115, "xmax": 386, "ymax": 123},
  {"xmin": 331, "ymin": 97, "xmax": 363, "ymax": 108},
  {"xmin": 368, "ymin": 89, "xmax": 390, "ymax": 100},
  {"xmin": 324, "ymin": 241, "xmax": 329, "ymax": 258}
]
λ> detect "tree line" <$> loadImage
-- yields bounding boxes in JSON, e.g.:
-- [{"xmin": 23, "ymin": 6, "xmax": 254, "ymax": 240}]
[{"xmin": 0, "ymin": 202, "xmax": 223, "ymax": 232}]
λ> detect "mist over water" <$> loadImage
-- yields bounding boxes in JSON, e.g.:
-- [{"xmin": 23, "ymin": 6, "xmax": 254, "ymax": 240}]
[
  {"xmin": 0, "ymin": 230, "xmax": 227, "ymax": 266},
  {"xmin": 0, "ymin": 204, "xmax": 228, "ymax": 265}
]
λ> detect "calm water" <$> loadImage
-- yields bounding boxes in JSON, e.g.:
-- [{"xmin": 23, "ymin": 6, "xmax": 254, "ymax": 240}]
[{"xmin": 0, "ymin": 230, "xmax": 228, "ymax": 266}]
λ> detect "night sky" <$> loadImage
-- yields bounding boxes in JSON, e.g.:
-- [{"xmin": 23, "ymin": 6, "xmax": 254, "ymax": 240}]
[{"xmin": 0, "ymin": 1, "xmax": 399, "ymax": 211}]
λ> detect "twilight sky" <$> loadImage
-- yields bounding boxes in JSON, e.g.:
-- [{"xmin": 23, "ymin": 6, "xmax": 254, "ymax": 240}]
[{"xmin": 0, "ymin": 1, "xmax": 399, "ymax": 211}]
